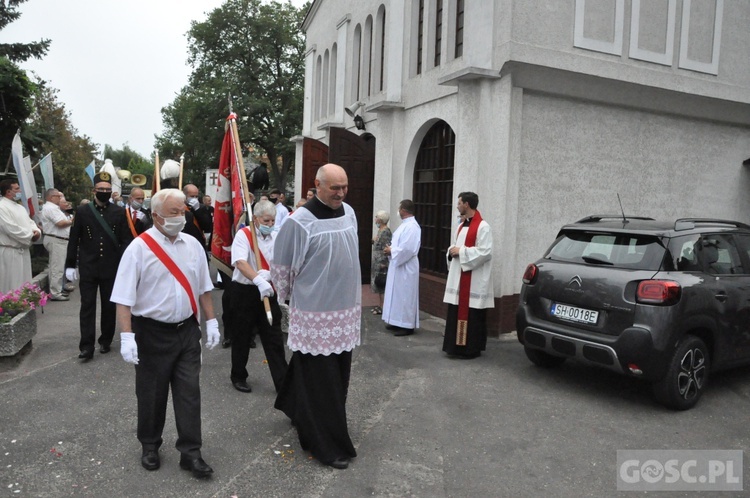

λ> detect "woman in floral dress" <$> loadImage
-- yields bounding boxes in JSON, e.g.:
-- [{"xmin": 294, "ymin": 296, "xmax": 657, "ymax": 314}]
[{"xmin": 370, "ymin": 210, "xmax": 392, "ymax": 314}]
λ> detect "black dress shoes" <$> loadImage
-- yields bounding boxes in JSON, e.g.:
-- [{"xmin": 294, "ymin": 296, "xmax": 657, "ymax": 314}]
[
  {"xmin": 141, "ymin": 450, "xmax": 160, "ymax": 471},
  {"xmin": 327, "ymin": 457, "xmax": 350, "ymax": 469},
  {"xmin": 179, "ymin": 456, "xmax": 214, "ymax": 478},
  {"xmin": 78, "ymin": 350, "xmax": 93, "ymax": 360},
  {"xmin": 249, "ymin": 338, "xmax": 257, "ymax": 349},
  {"xmin": 394, "ymin": 328, "xmax": 414, "ymax": 337},
  {"xmin": 233, "ymin": 380, "xmax": 252, "ymax": 393},
  {"xmin": 221, "ymin": 338, "xmax": 232, "ymax": 348},
  {"xmin": 99, "ymin": 344, "xmax": 111, "ymax": 354},
  {"xmin": 385, "ymin": 324, "xmax": 399, "ymax": 331}
]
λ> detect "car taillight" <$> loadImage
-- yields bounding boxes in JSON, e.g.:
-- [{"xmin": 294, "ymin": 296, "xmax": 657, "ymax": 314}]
[
  {"xmin": 522, "ymin": 264, "xmax": 538, "ymax": 284},
  {"xmin": 637, "ymin": 280, "xmax": 681, "ymax": 305}
]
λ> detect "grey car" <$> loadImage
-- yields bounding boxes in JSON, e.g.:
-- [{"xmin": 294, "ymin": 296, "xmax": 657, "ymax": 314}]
[{"xmin": 516, "ymin": 216, "xmax": 750, "ymax": 410}]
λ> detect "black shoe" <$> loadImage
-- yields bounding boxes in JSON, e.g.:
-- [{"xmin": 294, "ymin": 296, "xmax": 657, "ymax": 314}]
[
  {"xmin": 221, "ymin": 338, "xmax": 232, "ymax": 348},
  {"xmin": 232, "ymin": 380, "xmax": 252, "ymax": 393},
  {"xmin": 249, "ymin": 339, "xmax": 257, "ymax": 349},
  {"xmin": 327, "ymin": 457, "xmax": 350, "ymax": 469},
  {"xmin": 141, "ymin": 450, "xmax": 160, "ymax": 471},
  {"xmin": 394, "ymin": 328, "xmax": 414, "ymax": 337},
  {"xmin": 78, "ymin": 350, "xmax": 94, "ymax": 360},
  {"xmin": 99, "ymin": 344, "xmax": 111, "ymax": 354},
  {"xmin": 179, "ymin": 456, "xmax": 213, "ymax": 478},
  {"xmin": 385, "ymin": 324, "xmax": 399, "ymax": 331}
]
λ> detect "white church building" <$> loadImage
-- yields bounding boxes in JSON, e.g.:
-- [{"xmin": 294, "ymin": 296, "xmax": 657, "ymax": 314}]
[{"xmin": 292, "ymin": 0, "xmax": 750, "ymax": 334}]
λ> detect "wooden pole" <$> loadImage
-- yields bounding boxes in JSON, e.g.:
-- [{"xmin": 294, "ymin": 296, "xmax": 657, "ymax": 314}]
[
  {"xmin": 154, "ymin": 151, "xmax": 161, "ymax": 192},
  {"xmin": 228, "ymin": 115, "xmax": 272, "ymax": 323},
  {"xmin": 178, "ymin": 154, "xmax": 185, "ymax": 190}
]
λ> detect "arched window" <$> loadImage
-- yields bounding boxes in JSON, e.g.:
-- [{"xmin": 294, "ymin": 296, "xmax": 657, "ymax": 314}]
[
  {"xmin": 455, "ymin": 0, "xmax": 464, "ymax": 58},
  {"xmin": 413, "ymin": 121, "xmax": 455, "ymax": 275},
  {"xmin": 374, "ymin": 5, "xmax": 386, "ymax": 92},
  {"xmin": 322, "ymin": 49, "xmax": 330, "ymax": 118},
  {"xmin": 352, "ymin": 24, "xmax": 362, "ymax": 101},
  {"xmin": 363, "ymin": 16, "xmax": 373, "ymax": 97},
  {"xmin": 314, "ymin": 55, "xmax": 322, "ymax": 121},
  {"xmin": 329, "ymin": 43, "xmax": 337, "ymax": 116}
]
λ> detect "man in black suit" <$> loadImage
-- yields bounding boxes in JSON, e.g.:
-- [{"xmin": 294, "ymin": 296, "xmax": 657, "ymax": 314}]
[
  {"xmin": 65, "ymin": 172, "xmax": 133, "ymax": 360},
  {"xmin": 182, "ymin": 184, "xmax": 213, "ymax": 250}
]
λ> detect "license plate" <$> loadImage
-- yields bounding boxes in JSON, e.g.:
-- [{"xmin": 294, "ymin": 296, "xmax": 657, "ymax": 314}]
[{"xmin": 550, "ymin": 303, "xmax": 599, "ymax": 324}]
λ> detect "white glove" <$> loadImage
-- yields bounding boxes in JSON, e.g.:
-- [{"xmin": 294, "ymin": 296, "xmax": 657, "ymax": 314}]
[
  {"xmin": 187, "ymin": 197, "xmax": 200, "ymax": 210},
  {"xmin": 205, "ymin": 318, "xmax": 220, "ymax": 350},
  {"xmin": 134, "ymin": 210, "xmax": 146, "ymax": 221},
  {"xmin": 120, "ymin": 332, "xmax": 139, "ymax": 364},
  {"xmin": 257, "ymin": 269, "xmax": 272, "ymax": 282},
  {"xmin": 253, "ymin": 275, "xmax": 274, "ymax": 299},
  {"xmin": 65, "ymin": 268, "xmax": 79, "ymax": 282}
]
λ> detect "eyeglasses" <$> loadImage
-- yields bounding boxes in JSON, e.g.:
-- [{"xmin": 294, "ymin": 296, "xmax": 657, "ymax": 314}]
[{"xmin": 95, "ymin": 188, "xmax": 113, "ymax": 193}]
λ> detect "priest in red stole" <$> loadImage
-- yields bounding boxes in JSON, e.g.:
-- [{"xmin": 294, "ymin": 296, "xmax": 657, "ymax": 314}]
[{"xmin": 442, "ymin": 192, "xmax": 494, "ymax": 359}]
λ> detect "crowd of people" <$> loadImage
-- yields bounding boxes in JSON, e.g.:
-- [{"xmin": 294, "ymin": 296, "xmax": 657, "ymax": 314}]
[{"xmin": 0, "ymin": 162, "xmax": 496, "ymax": 475}]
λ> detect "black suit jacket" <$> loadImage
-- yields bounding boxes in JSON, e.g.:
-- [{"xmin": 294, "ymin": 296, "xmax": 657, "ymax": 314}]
[
  {"xmin": 183, "ymin": 204, "xmax": 213, "ymax": 248},
  {"xmin": 65, "ymin": 202, "xmax": 133, "ymax": 280}
]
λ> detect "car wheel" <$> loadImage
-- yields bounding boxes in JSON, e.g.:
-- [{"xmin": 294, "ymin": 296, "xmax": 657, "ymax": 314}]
[
  {"xmin": 524, "ymin": 346, "xmax": 567, "ymax": 368},
  {"xmin": 652, "ymin": 336, "xmax": 710, "ymax": 411}
]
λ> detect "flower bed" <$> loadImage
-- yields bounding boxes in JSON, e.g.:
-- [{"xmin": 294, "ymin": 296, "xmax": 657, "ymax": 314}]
[{"xmin": 0, "ymin": 283, "xmax": 48, "ymax": 356}]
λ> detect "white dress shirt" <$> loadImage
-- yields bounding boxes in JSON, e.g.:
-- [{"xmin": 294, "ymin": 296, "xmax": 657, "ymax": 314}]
[
  {"xmin": 41, "ymin": 201, "xmax": 70, "ymax": 238},
  {"xmin": 111, "ymin": 227, "xmax": 212, "ymax": 323},
  {"xmin": 231, "ymin": 226, "xmax": 275, "ymax": 285}
]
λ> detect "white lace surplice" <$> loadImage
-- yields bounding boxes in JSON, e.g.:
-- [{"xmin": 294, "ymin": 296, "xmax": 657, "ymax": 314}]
[{"xmin": 271, "ymin": 204, "xmax": 362, "ymax": 355}]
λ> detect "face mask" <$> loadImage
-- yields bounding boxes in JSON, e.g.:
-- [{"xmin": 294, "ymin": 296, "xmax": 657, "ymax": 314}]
[
  {"xmin": 117, "ymin": 201, "xmax": 125, "ymax": 207},
  {"xmin": 259, "ymin": 224, "xmax": 274, "ymax": 236},
  {"xmin": 157, "ymin": 214, "xmax": 186, "ymax": 236},
  {"xmin": 95, "ymin": 191, "xmax": 111, "ymax": 203},
  {"xmin": 13, "ymin": 192, "xmax": 22, "ymax": 201},
  {"xmin": 131, "ymin": 200, "xmax": 143, "ymax": 210}
]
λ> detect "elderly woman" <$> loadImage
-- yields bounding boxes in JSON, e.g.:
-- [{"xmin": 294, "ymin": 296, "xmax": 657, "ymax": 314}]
[{"xmin": 370, "ymin": 210, "xmax": 392, "ymax": 314}]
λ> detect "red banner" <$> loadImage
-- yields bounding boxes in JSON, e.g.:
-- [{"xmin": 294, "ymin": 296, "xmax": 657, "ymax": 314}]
[{"xmin": 211, "ymin": 114, "xmax": 247, "ymax": 269}]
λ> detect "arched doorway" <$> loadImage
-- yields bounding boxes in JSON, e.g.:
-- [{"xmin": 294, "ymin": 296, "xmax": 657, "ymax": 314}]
[{"xmin": 413, "ymin": 120, "xmax": 455, "ymax": 277}]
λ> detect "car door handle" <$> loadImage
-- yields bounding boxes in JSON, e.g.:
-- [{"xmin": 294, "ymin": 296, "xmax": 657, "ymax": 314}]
[{"xmin": 714, "ymin": 292, "xmax": 728, "ymax": 302}]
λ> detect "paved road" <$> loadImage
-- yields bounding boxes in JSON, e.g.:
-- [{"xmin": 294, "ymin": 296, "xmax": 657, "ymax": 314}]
[{"xmin": 1, "ymin": 288, "xmax": 749, "ymax": 497}]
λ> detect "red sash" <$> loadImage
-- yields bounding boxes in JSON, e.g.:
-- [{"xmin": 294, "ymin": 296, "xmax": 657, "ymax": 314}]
[
  {"xmin": 125, "ymin": 207, "xmax": 139, "ymax": 238},
  {"xmin": 241, "ymin": 226, "xmax": 270, "ymax": 270},
  {"xmin": 455, "ymin": 210, "xmax": 483, "ymax": 346},
  {"xmin": 140, "ymin": 232, "xmax": 198, "ymax": 317}
]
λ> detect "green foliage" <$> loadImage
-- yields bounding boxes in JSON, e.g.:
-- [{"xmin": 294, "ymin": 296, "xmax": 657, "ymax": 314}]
[
  {"xmin": 157, "ymin": 0, "xmax": 307, "ymax": 192},
  {"xmin": 101, "ymin": 144, "xmax": 152, "ymax": 176},
  {"xmin": 0, "ymin": 56, "xmax": 35, "ymax": 163},
  {"xmin": 0, "ymin": 0, "xmax": 50, "ymax": 62}
]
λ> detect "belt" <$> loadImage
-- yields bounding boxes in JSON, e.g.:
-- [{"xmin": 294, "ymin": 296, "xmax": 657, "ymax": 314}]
[
  {"xmin": 133, "ymin": 315, "xmax": 196, "ymax": 330},
  {"xmin": 46, "ymin": 234, "xmax": 69, "ymax": 241}
]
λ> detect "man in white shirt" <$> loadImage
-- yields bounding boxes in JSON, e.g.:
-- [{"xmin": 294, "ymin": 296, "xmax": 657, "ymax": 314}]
[
  {"xmin": 41, "ymin": 188, "xmax": 73, "ymax": 301},
  {"xmin": 268, "ymin": 188, "xmax": 288, "ymax": 227},
  {"xmin": 111, "ymin": 188, "xmax": 220, "ymax": 478},
  {"xmin": 226, "ymin": 200, "xmax": 287, "ymax": 393},
  {"xmin": 0, "ymin": 179, "xmax": 41, "ymax": 293}
]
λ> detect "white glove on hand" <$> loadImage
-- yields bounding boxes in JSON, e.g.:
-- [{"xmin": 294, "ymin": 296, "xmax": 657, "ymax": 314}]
[
  {"xmin": 256, "ymin": 269, "xmax": 272, "ymax": 282},
  {"xmin": 120, "ymin": 332, "xmax": 139, "ymax": 364},
  {"xmin": 134, "ymin": 210, "xmax": 146, "ymax": 221},
  {"xmin": 187, "ymin": 197, "xmax": 200, "ymax": 210},
  {"xmin": 205, "ymin": 318, "xmax": 220, "ymax": 350},
  {"xmin": 65, "ymin": 268, "xmax": 79, "ymax": 282},
  {"xmin": 253, "ymin": 276, "xmax": 274, "ymax": 299}
]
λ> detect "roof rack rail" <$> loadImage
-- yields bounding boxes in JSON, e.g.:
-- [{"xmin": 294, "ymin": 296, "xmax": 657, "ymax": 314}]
[
  {"xmin": 575, "ymin": 215, "xmax": 655, "ymax": 223},
  {"xmin": 674, "ymin": 218, "xmax": 750, "ymax": 231}
]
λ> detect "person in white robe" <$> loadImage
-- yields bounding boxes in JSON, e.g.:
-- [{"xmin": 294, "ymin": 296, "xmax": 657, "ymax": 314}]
[
  {"xmin": 271, "ymin": 164, "xmax": 361, "ymax": 470},
  {"xmin": 442, "ymin": 192, "xmax": 494, "ymax": 359},
  {"xmin": 0, "ymin": 180, "xmax": 41, "ymax": 293},
  {"xmin": 382, "ymin": 199, "xmax": 421, "ymax": 335}
]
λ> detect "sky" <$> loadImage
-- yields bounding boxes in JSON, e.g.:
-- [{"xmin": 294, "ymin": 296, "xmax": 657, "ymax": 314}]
[{"xmin": 0, "ymin": 0, "xmax": 308, "ymax": 159}]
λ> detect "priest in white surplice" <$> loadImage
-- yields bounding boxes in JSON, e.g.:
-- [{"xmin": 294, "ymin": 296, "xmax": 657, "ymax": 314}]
[
  {"xmin": 442, "ymin": 192, "xmax": 494, "ymax": 359},
  {"xmin": 382, "ymin": 199, "xmax": 421, "ymax": 336},
  {"xmin": 271, "ymin": 164, "xmax": 361, "ymax": 470},
  {"xmin": 0, "ymin": 179, "xmax": 41, "ymax": 293}
]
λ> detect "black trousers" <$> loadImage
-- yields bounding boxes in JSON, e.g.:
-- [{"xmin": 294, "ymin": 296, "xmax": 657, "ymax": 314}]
[
  {"xmin": 442, "ymin": 304, "xmax": 488, "ymax": 357},
  {"xmin": 78, "ymin": 277, "xmax": 116, "ymax": 353},
  {"xmin": 227, "ymin": 281, "xmax": 288, "ymax": 391},
  {"xmin": 133, "ymin": 316, "xmax": 203, "ymax": 458},
  {"xmin": 275, "ymin": 350, "xmax": 356, "ymax": 465}
]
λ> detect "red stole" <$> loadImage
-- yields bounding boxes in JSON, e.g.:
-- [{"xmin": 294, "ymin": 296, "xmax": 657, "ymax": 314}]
[
  {"xmin": 455, "ymin": 210, "xmax": 482, "ymax": 346},
  {"xmin": 140, "ymin": 232, "xmax": 198, "ymax": 317}
]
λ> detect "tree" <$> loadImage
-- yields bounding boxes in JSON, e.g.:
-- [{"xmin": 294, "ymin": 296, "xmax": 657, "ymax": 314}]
[
  {"xmin": 0, "ymin": 56, "xmax": 35, "ymax": 164},
  {"xmin": 0, "ymin": 0, "xmax": 50, "ymax": 62},
  {"xmin": 157, "ymin": 0, "xmax": 307, "ymax": 192}
]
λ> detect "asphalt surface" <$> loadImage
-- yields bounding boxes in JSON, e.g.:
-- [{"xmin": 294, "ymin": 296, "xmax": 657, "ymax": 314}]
[{"xmin": 1, "ymin": 284, "xmax": 750, "ymax": 497}]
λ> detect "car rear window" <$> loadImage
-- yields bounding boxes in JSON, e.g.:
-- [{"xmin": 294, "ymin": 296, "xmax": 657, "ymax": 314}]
[{"xmin": 545, "ymin": 230, "xmax": 666, "ymax": 270}]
